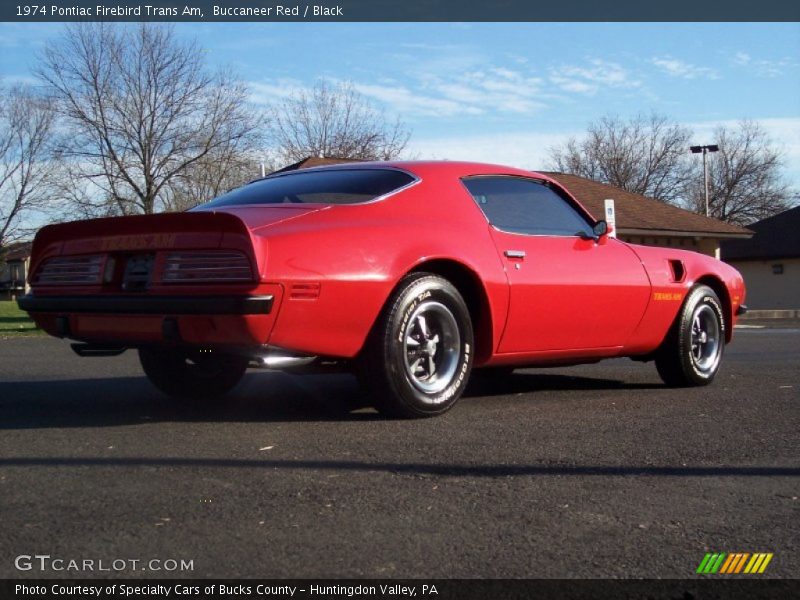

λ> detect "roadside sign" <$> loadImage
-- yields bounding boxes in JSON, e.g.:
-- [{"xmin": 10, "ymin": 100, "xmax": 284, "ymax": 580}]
[{"xmin": 604, "ymin": 199, "xmax": 617, "ymax": 238}]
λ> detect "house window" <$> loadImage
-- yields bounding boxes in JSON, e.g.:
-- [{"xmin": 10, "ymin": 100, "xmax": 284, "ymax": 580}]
[{"xmin": 772, "ymin": 264, "xmax": 784, "ymax": 275}]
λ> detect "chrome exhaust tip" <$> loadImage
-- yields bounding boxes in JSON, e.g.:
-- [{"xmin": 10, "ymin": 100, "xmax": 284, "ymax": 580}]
[{"xmin": 250, "ymin": 348, "xmax": 317, "ymax": 369}]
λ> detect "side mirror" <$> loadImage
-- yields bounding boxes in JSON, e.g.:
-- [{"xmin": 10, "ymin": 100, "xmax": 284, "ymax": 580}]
[
  {"xmin": 593, "ymin": 220, "xmax": 608, "ymax": 238},
  {"xmin": 579, "ymin": 220, "xmax": 609, "ymax": 242}
]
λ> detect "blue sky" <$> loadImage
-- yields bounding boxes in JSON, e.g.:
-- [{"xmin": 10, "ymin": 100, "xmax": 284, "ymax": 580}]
[{"xmin": 2, "ymin": 22, "xmax": 799, "ymax": 184}]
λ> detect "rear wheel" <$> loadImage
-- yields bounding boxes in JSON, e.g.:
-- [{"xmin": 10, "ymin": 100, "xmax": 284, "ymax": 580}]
[
  {"xmin": 138, "ymin": 347, "xmax": 249, "ymax": 401},
  {"xmin": 360, "ymin": 273, "xmax": 474, "ymax": 418},
  {"xmin": 655, "ymin": 284, "xmax": 725, "ymax": 387}
]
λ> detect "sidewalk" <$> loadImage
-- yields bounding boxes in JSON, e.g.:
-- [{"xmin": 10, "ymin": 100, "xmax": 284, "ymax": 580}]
[
  {"xmin": 740, "ymin": 309, "xmax": 800, "ymax": 319},
  {"xmin": 736, "ymin": 318, "xmax": 800, "ymax": 329},
  {"xmin": 737, "ymin": 309, "xmax": 800, "ymax": 329}
]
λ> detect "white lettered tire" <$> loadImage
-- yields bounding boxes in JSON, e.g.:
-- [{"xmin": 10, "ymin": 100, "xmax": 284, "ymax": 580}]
[
  {"xmin": 360, "ymin": 273, "xmax": 474, "ymax": 418},
  {"xmin": 655, "ymin": 284, "xmax": 725, "ymax": 387}
]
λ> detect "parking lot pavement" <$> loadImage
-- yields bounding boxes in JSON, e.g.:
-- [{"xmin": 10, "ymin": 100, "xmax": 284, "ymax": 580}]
[{"xmin": 0, "ymin": 329, "xmax": 798, "ymax": 579}]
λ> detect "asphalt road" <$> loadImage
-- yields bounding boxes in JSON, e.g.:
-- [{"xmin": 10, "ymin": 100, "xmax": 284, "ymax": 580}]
[{"xmin": 0, "ymin": 329, "xmax": 798, "ymax": 579}]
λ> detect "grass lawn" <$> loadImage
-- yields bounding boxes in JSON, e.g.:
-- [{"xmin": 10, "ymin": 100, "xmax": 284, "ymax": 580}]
[{"xmin": 0, "ymin": 300, "xmax": 44, "ymax": 337}]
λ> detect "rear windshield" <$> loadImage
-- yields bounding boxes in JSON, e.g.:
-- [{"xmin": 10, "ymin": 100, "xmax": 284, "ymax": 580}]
[{"xmin": 198, "ymin": 168, "xmax": 415, "ymax": 208}]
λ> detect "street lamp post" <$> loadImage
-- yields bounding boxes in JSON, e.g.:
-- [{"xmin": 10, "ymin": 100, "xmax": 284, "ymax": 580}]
[{"xmin": 690, "ymin": 144, "xmax": 719, "ymax": 217}]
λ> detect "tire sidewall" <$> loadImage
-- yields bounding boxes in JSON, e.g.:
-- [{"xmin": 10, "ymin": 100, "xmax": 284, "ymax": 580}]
[
  {"xmin": 383, "ymin": 276, "xmax": 474, "ymax": 416},
  {"xmin": 679, "ymin": 286, "xmax": 725, "ymax": 383}
]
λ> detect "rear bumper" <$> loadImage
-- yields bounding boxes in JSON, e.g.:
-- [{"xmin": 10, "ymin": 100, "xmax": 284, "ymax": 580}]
[
  {"xmin": 17, "ymin": 294, "xmax": 274, "ymax": 315},
  {"xmin": 18, "ymin": 291, "xmax": 280, "ymax": 347}
]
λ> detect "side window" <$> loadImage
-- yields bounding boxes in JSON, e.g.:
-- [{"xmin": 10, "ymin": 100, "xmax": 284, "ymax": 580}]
[{"xmin": 463, "ymin": 176, "xmax": 593, "ymax": 237}]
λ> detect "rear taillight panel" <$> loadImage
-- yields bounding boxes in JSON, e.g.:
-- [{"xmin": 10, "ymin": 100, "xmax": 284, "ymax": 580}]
[
  {"xmin": 33, "ymin": 255, "xmax": 105, "ymax": 285},
  {"xmin": 160, "ymin": 251, "xmax": 254, "ymax": 283},
  {"xmin": 32, "ymin": 250, "xmax": 255, "ymax": 288}
]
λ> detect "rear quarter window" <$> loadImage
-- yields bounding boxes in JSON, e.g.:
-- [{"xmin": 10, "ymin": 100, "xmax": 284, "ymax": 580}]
[{"xmin": 198, "ymin": 168, "xmax": 416, "ymax": 208}]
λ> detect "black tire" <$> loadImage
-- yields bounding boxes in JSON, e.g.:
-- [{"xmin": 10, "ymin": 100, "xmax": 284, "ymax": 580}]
[
  {"xmin": 655, "ymin": 284, "xmax": 725, "ymax": 387},
  {"xmin": 360, "ymin": 273, "xmax": 474, "ymax": 418},
  {"xmin": 138, "ymin": 347, "xmax": 249, "ymax": 401}
]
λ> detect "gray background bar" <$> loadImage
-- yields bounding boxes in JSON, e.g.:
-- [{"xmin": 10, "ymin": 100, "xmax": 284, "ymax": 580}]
[{"xmin": 3, "ymin": 1, "xmax": 799, "ymax": 23}]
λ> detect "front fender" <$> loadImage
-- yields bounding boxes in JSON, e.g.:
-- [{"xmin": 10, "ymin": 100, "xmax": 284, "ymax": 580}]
[{"xmin": 624, "ymin": 245, "xmax": 745, "ymax": 353}]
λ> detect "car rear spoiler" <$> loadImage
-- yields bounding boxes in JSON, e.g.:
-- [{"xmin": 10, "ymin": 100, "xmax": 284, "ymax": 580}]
[{"xmin": 29, "ymin": 212, "xmax": 258, "ymax": 281}]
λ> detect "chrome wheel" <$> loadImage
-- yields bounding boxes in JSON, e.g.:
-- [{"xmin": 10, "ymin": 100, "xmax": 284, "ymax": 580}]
[
  {"xmin": 361, "ymin": 273, "xmax": 474, "ymax": 418},
  {"xmin": 655, "ymin": 284, "xmax": 725, "ymax": 387},
  {"xmin": 402, "ymin": 300, "xmax": 460, "ymax": 396},
  {"xmin": 690, "ymin": 304, "xmax": 721, "ymax": 373}
]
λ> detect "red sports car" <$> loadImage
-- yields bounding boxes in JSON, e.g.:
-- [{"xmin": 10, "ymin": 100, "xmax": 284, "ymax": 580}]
[{"xmin": 19, "ymin": 161, "xmax": 747, "ymax": 417}]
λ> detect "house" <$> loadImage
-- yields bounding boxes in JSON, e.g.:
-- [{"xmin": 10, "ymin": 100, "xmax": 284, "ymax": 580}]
[
  {"xmin": 0, "ymin": 241, "xmax": 32, "ymax": 300},
  {"xmin": 272, "ymin": 157, "xmax": 752, "ymax": 258},
  {"xmin": 720, "ymin": 206, "xmax": 800, "ymax": 310}
]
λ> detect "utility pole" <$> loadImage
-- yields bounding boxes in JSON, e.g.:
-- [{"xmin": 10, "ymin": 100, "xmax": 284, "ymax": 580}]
[{"xmin": 690, "ymin": 144, "xmax": 719, "ymax": 216}]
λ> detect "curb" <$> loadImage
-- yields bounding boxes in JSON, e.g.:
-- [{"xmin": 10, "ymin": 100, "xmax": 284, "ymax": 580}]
[{"xmin": 740, "ymin": 309, "xmax": 800, "ymax": 320}]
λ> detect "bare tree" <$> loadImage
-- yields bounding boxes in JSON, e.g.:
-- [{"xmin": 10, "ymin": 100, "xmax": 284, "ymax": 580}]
[
  {"xmin": 0, "ymin": 84, "xmax": 57, "ymax": 247},
  {"xmin": 36, "ymin": 23, "xmax": 263, "ymax": 215},
  {"xmin": 686, "ymin": 121, "xmax": 790, "ymax": 225},
  {"xmin": 167, "ymin": 148, "xmax": 262, "ymax": 212},
  {"xmin": 549, "ymin": 114, "xmax": 693, "ymax": 204},
  {"xmin": 270, "ymin": 80, "xmax": 410, "ymax": 164},
  {"xmin": 47, "ymin": 157, "xmax": 123, "ymax": 220}
]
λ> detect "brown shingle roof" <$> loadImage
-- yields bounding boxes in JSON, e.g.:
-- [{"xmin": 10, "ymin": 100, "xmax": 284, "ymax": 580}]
[
  {"xmin": 2, "ymin": 241, "xmax": 32, "ymax": 261},
  {"xmin": 270, "ymin": 156, "xmax": 366, "ymax": 174},
  {"xmin": 543, "ymin": 172, "xmax": 751, "ymax": 238}
]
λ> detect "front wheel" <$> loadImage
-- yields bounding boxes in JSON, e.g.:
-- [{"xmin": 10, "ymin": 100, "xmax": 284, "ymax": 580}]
[
  {"xmin": 360, "ymin": 273, "xmax": 474, "ymax": 418},
  {"xmin": 655, "ymin": 284, "xmax": 725, "ymax": 387},
  {"xmin": 139, "ymin": 347, "xmax": 249, "ymax": 401}
]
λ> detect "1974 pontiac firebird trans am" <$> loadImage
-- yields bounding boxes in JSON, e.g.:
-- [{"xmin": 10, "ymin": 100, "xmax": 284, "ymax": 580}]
[{"xmin": 18, "ymin": 161, "xmax": 747, "ymax": 418}]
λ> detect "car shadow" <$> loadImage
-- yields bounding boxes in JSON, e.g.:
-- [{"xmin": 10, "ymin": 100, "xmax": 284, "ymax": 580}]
[
  {"xmin": 464, "ymin": 370, "xmax": 664, "ymax": 396},
  {"xmin": 0, "ymin": 370, "xmax": 665, "ymax": 430},
  {"xmin": 0, "ymin": 373, "xmax": 370, "ymax": 429}
]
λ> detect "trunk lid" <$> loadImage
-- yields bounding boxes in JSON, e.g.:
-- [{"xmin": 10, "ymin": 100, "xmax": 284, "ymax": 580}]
[{"xmin": 29, "ymin": 212, "xmax": 261, "ymax": 289}]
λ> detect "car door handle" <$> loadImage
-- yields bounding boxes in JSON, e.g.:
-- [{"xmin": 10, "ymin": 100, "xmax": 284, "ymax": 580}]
[{"xmin": 504, "ymin": 250, "xmax": 526, "ymax": 259}]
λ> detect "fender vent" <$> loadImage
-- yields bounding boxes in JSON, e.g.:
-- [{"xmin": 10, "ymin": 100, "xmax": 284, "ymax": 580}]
[
  {"xmin": 290, "ymin": 282, "xmax": 321, "ymax": 300},
  {"xmin": 668, "ymin": 259, "xmax": 686, "ymax": 282}
]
